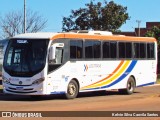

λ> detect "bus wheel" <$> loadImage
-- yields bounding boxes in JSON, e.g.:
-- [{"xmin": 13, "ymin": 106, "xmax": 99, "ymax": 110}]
[
  {"xmin": 65, "ymin": 80, "xmax": 79, "ymax": 99},
  {"xmin": 119, "ymin": 77, "xmax": 136, "ymax": 95}
]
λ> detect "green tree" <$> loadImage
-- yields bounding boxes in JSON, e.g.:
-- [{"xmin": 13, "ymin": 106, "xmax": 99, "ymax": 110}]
[
  {"xmin": 62, "ymin": 0, "xmax": 129, "ymax": 32},
  {"xmin": 145, "ymin": 26, "xmax": 160, "ymax": 45},
  {"xmin": 145, "ymin": 25, "xmax": 160, "ymax": 73}
]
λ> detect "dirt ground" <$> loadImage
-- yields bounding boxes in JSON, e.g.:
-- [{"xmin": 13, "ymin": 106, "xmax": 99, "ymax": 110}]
[{"xmin": 0, "ymin": 84, "xmax": 160, "ymax": 120}]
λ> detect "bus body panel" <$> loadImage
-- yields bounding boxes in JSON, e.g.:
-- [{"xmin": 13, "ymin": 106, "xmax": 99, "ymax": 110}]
[
  {"xmin": 47, "ymin": 59, "xmax": 156, "ymax": 94},
  {"xmin": 3, "ymin": 70, "xmax": 45, "ymax": 95},
  {"xmin": 3, "ymin": 59, "xmax": 157, "ymax": 95}
]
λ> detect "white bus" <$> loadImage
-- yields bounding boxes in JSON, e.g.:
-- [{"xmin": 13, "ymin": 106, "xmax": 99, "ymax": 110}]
[{"xmin": 2, "ymin": 31, "xmax": 157, "ymax": 99}]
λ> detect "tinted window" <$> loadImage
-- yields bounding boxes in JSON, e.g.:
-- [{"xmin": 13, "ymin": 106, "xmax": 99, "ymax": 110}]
[
  {"xmin": 103, "ymin": 42, "xmax": 110, "ymax": 58},
  {"xmin": 119, "ymin": 42, "xmax": 125, "ymax": 58},
  {"xmin": 140, "ymin": 43, "xmax": 146, "ymax": 58},
  {"xmin": 133, "ymin": 43, "xmax": 140, "ymax": 58},
  {"xmin": 147, "ymin": 43, "xmax": 155, "ymax": 58},
  {"xmin": 103, "ymin": 41, "xmax": 117, "ymax": 59},
  {"xmin": 126, "ymin": 42, "xmax": 132, "ymax": 58},
  {"xmin": 118, "ymin": 42, "xmax": 132, "ymax": 59},
  {"xmin": 93, "ymin": 41, "xmax": 101, "ymax": 58},
  {"xmin": 70, "ymin": 40, "xmax": 83, "ymax": 59},
  {"xmin": 85, "ymin": 40, "xmax": 101, "ymax": 58},
  {"xmin": 4, "ymin": 39, "xmax": 49, "ymax": 77},
  {"xmin": 85, "ymin": 41, "xmax": 93, "ymax": 58},
  {"xmin": 110, "ymin": 42, "xmax": 117, "ymax": 58}
]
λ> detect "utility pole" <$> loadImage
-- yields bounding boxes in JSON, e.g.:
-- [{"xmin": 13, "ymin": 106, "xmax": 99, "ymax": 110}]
[
  {"xmin": 24, "ymin": 0, "xmax": 26, "ymax": 33},
  {"xmin": 136, "ymin": 20, "xmax": 141, "ymax": 36}
]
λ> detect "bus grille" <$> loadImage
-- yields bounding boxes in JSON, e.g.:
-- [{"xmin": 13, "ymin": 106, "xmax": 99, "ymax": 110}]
[{"xmin": 6, "ymin": 89, "xmax": 37, "ymax": 94}]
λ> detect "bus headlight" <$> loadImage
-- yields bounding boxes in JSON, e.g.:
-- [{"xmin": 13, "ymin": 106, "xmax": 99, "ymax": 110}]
[
  {"xmin": 2, "ymin": 76, "xmax": 10, "ymax": 84},
  {"xmin": 32, "ymin": 78, "xmax": 45, "ymax": 85}
]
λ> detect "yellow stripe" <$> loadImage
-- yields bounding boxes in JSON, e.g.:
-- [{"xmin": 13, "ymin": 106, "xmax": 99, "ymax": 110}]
[
  {"xmin": 81, "ymin": 61, "xmax": 131, "ymax": 90},
  {"xmin": 97, "ymin": 61, "xmax": 130, "ymax": 87}
]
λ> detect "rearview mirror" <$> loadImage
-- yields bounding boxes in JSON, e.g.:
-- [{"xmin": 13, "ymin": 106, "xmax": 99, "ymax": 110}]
[
  {"xmin": 49, "ymin": 43, "xmax": 64, "ymax": 61},
  {"xmin": 49, "ymin": 45, "xmax": 56, "ymax": 61}
]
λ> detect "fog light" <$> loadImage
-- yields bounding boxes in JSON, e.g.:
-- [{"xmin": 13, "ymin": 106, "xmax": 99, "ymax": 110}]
[{"xmin": 40, "ymin": 88, "xmax": 43, "ymax": 91}]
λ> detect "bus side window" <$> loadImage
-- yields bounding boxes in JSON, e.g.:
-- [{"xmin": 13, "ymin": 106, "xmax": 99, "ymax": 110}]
[
  {"xmin": 110, "ymin": 42, "xmax": 117, "ymax": 58},
  {"xmin": 85, "ymin": 41, "xmax": 93, "ymax": 58},
  {"xmin": 70, "ymin": 40, "xmax": 83, "ymax": 59},
  {"xmin": 84, "ymin": 40, "xmax": 101, "ymax": 59},
  {"xmin": 133, "ymin": 43, "xmax": 140, "ymax": 59},
  {"xmin": 126, "ymin": 42, "xmax": 132, "ymax": 58},
  {"xmin": 103, "ymin": 42, "xmax": 110, "ymax": 58},
  {"xmin": 103, "ymin": 41, "xmax": 117, "ymax": 59},
  {"xmin": 140, "ymin": 43, "xmax": 146, "ymax": 58},
  {"xmin": 93, "ymin": 41, "xmax": 101, "ymax": 58},
  {"xmin": 119, "ymin": 42, "xmax": 125, "ymax": 58},
  {"xmin": 48, "ymin": 45, "xmax": 64, "ymax": 73},
  {"xmin": 147, "ymin": 43, "xmax": 155, "ymax": 59}
]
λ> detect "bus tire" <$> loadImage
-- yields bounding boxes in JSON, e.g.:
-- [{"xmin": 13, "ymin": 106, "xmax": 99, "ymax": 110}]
[
  {"xmin": 65, "ymin": 80, "xmax": 79, "ymax": 99},
  {"xmin": 119, "ymin": 77, "xmax": 136, "ymax": 95}
]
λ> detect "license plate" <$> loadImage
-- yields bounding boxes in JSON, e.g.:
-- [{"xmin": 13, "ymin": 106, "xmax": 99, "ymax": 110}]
[{"xmin": 16, "ymin": 87, "xmax": 23, "ymax": 90}]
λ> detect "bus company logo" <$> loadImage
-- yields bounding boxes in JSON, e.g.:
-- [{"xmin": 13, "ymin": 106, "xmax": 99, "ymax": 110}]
[
  {"xmin": 88, "ymin": 64, "xmax": 101, "ymax": 68},
  {"xmin": 84, "ymin": 64, "xmax": 101, "ymax": 71},
  {"xmin": 84, "ymin": 64, "xmax": 88, "ymax": 72},
  {"xmin": 19, "ymin": 81, "xmax": 23, "ymax": 85}
]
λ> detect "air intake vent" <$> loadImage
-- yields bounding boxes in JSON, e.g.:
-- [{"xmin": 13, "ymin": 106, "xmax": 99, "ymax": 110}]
[
  {"xmin": 70, "ymin": 30, "xmax": 112, "ymax": 35},
  {"xmin": 88, "ymin": 31, "xmax": 112, "ymax": 35}
]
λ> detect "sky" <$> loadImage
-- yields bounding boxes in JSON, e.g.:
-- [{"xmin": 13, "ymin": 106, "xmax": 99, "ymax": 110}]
[{"xmin": 0, "ymin": 0, "xmax": 160, "ymax": 32}]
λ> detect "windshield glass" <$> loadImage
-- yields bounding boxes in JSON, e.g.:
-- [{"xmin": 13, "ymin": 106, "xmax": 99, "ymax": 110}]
[{"xmin": 3, "ymin": 39, "xmax": 49, "ymax": 77}]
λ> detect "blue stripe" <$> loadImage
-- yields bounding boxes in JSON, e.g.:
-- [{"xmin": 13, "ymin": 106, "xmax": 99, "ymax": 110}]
[
  {"xmin": 84, "ymin": 60, "xmax": 137, "ymax": 90},
  {"xmin": 101, "ymin": 60, "xmax": 137, "ymax": 88},
  {"xmin": 51, "ymin": 91, "xmax": 65, "ymax": 94},
  {"xmin": 137, "ymin": 82, "xmax": 155, "ymax": 87}
]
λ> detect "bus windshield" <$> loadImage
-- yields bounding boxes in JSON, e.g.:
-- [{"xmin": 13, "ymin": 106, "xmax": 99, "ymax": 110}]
[{"xmin": 3, "ymin": 39, "xmax": 49, "ymax": 77}]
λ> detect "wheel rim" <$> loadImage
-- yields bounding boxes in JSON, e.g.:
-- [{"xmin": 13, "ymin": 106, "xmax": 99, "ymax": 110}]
[
  {"xmin": 128, "ymin": 81, "xmax": 134, "ymax": 92},
  {"xmin": 68, "ymin": 83, "xmax": 76, "ymax": 96}
]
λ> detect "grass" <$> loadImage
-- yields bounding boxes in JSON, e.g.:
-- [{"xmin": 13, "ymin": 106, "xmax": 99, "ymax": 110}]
[
  {"xmin": 0, "ymin": 85, "xmax": 2, "ymax": 90},
  {"xmin": 156, "ymin": 79, "xmax": 160, "ymax": 84},
  {"xmin": 156, "ymin": 74, "xmax": 160, "ymax": 84},
  {"xmin": 0, "ymin": 85, "xmax": 2, "ymax": 93}
]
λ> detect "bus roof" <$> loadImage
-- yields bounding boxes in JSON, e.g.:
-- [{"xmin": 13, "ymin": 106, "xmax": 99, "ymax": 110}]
[
  {"xmin": 13, "ymin": 32, "xmax": 157, "ymax": 42},
  {"xmin": 13, "ymin": 32, "xmax": 58, "ymax": 39}
]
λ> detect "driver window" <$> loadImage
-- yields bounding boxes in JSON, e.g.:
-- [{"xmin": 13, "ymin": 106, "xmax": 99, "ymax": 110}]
[{"xmin": 48, "ymin": 47, "xmax": 63, "ymax": 73}]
